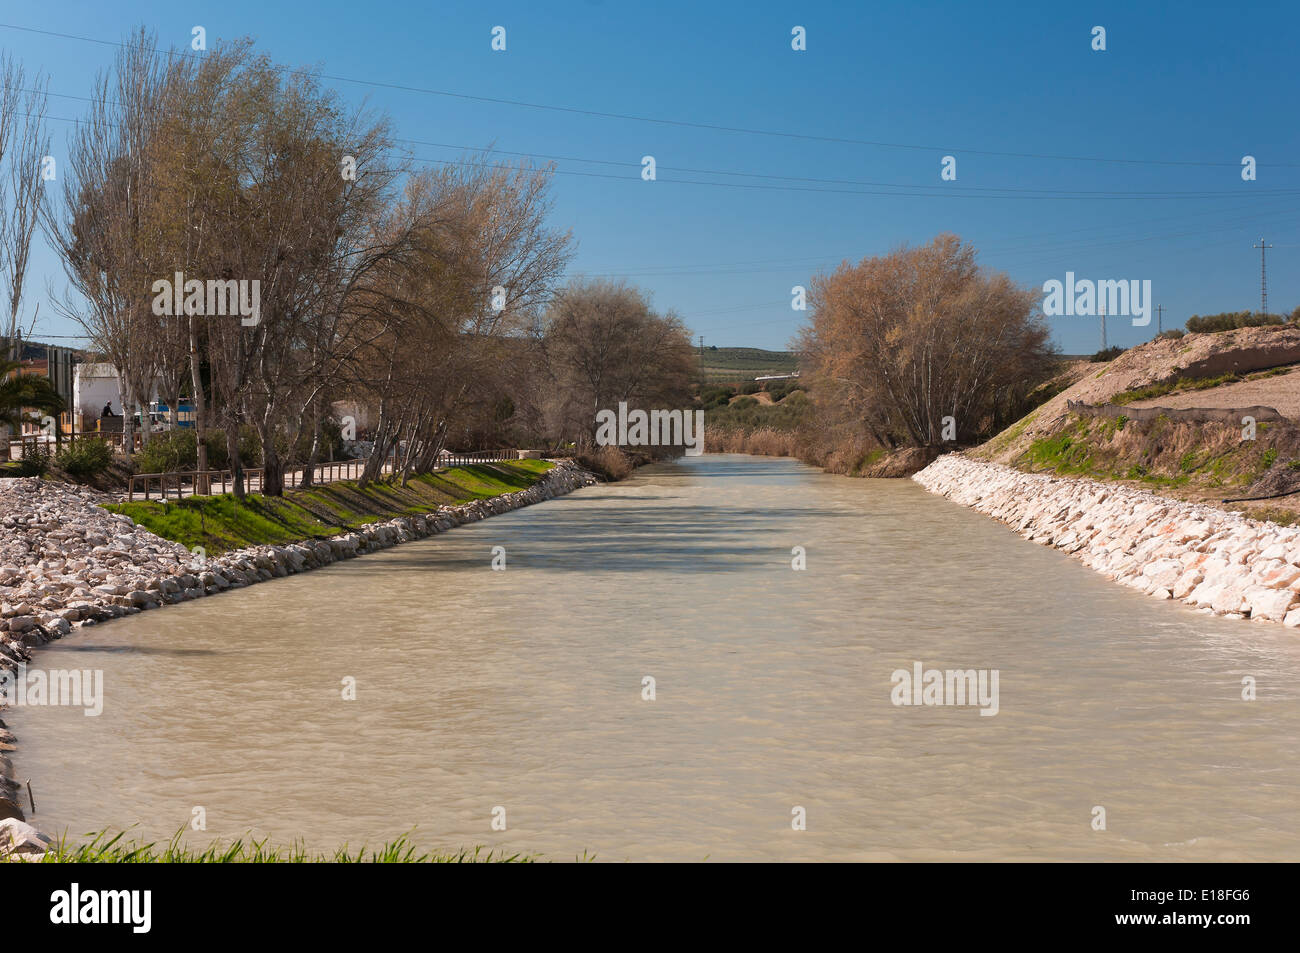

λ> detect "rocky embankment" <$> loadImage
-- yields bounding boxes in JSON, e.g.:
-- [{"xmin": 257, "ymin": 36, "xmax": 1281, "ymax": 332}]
[
  {"xmin": 915, "ymin": 454, "xmax": 1300, "ymax": 627},
  {"xmin": 0, "ymin": 461, "xmax": 596, "ymax": 857}
]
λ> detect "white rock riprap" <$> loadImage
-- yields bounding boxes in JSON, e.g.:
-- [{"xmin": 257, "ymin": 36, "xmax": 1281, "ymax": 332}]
[
  {"xmin": 0, "ymin": 460, "xmax": 597, "ymax": 849},
  {"xmin": 913, "ymin": 454, "xmax": 1300, "ymax": 628},
  {"xmin": 0, "ymin": 461, "xmax": 596, "ymax": 651}
]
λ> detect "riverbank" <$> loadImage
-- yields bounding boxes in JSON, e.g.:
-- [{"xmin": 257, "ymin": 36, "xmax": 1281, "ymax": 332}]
[
  {"xmin": 105, "ymin": 460, "xmax": 561, "ymax": 555},
  {"xmin": 914, "ymin": 453, "xmax": 1300, "ymax": 628},
  {"xmin": 0, "ymin": 459, "xmax": 597, "ymax": 855}
]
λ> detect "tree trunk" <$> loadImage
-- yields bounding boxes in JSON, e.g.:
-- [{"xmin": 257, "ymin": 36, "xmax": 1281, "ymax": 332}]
[
  {"xmin": 226, "ymin": 425, "xmax": 245, "ymax": 500},
  {"xmin": 261, "ymin": 434, "xmax": 284, "ymax": 496},
  {"xmin": 119, "ymin": 381, "xmax": 135, "ymax": 458},
  {"xmin": 299, "ymin": 410, "xmax": 322, "ymax": 490},
  {"xmin": 136, "ymin": 390, "xmax": 152, "ymax": 448},
  {"xmin": 189, "ymin": 319, "xmax": 209, "ymax": 492}
]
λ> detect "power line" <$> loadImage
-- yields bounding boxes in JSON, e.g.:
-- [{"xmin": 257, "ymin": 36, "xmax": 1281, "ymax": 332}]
[
  {"xmin": 4, "ymin": 20, "xmax": 1296, "ymax": 169},
  {"xmin": 578, "ymin": 197, "xmax": 1300, "ymax": 277},
  {"xmin": 397, "ymin": 136, "xmax": 1289, "ymax": 197},
  {"xmin": 18, "ymin": 84, "xmax": 1300, "ymax": 200},
  {"xmin": 12, "ymin": 27, "xmax": 1300, "ymax": 341},
  {"xmin": 37, "ymin": 107, "xmax": 1295, "ymax": 201}
]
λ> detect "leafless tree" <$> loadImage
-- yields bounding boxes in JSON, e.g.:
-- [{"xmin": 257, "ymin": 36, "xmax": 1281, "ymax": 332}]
[
  {"xmin": 541, "ymin": 279, "xmax": 695, "ymax": 451},
  {"xmin": 0, "ymin": 54, "xmax": 50, "ymax": 364},
  {"xmin": 354, "ymin": 157, "xmax": 572, "ymax": 485},
  {"xmin": 42, "ymin": 31, "xmax": 178, "ymax": 456},
  {"xmin": 798, "ymin": 233, "xmax": 1056, "ymax": 451}
]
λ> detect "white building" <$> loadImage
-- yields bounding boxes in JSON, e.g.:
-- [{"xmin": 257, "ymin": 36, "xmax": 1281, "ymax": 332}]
[{"xmin": 73, "ymin": 363, "xmax": 160, "ymax": 423}]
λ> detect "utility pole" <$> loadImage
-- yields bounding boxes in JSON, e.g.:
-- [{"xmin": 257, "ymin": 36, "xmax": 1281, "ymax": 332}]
[
  {"xmin": 1253, "ymin": 239, "xmax": 1273, "ymax": 318},
  {"xmin": 1100, "ymin": 301, "xmax": 1107, "ymax": 351},
  {"xmin": 1155, "ymin": 304, "xmax": 1164, "ymax": 335}
]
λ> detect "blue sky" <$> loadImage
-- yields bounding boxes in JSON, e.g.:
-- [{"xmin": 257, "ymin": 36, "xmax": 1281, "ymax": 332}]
[{"xmin": 4, "ymin": 0, "xmax": 1299, "ymax": 354}]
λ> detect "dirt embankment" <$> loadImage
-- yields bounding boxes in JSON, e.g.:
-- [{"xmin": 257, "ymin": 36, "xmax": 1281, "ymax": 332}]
[
  {"xmin": 971, "ymin": 325, "xmax": 1300, "ymax": 521},
  {"xmin": 975, "ymin": 325, "xmax": 1300, "ymax": 467}
]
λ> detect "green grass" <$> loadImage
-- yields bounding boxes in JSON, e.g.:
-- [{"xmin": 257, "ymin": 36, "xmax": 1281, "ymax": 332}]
[
  {"xmin": 1019, "ymin": 413, "xmax": 1284, "ymax": 490},
  {"xmin": 104, "ymin": 460, "xmax": 555, "ymax": 555},
  {"xmin": 1110, "ymin": 367, "xmax": 1292, "ymax": 405},
  {"xmin": 1022, "ymin": 428, "xmax": 1096, "ymax": 476},
  {"xmin": 23, "ymin": 828, "xmax": 555, "ymax": 863}
]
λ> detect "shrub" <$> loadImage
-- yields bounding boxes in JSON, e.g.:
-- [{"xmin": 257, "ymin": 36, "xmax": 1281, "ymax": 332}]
[
  {"xmin": 698, "ymin": 386, "xmax": 734, "ymax": 410},
  {"xmin": 14, "ymin": 443, "xmax": 50, "ymax": 477},
  {"xmin": 1156, "ymin": 329, "xmax": 1184, "ymax": 340},
  {"xmin": 135, "ymin": 430, "xmax": 198, "ymax": 473},
  {"xmin": 1090, "ymin": 345, "xmax": 1125, "ymax": 362},
  {"xmin": 764, "ymin": 380, "xmax": 801, "ymax": 401},
  {"xmin": 1185, "ymin": 311, "xmax": 1283, "ymax": 333},
  {"xmin": 55, "ymin": 440, "xmax": 113, "ymax": 479},
  {"xmin": 705, "ymin": 426, "xmax": 800, "ymax": 457},
  {"xmin": 577, "ymin": 444, "xmax": 634, "ymax": 481},
  {"xmin": 190, "ymin": 427, "xmax": 262, "ymax": 471},
  {"xmin": 132, "ymin": 428, "xmax": 262, "ymax": 475}
]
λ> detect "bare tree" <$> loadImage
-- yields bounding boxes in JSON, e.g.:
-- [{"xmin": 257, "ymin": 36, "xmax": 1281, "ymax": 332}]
[
  {"xmin": 141, "ymin": 39, "xmax": 259, "ymax": 483},
  {"xmin": 354, "ymin": 157, "xmax": 572, "ymax": 486},
  {"xmin": 0, "ymin": 54, "xmax": 50, "ymax": 363},
  {"xmin": 798, "ymin": 233, "xmax": 1056, "ymax": 451},
  {"xmin": 42, "ymin": 31, "xmax": 178, "ymax": 457},
  {"xmin": 541, "ymin": 279, "xmax": 695, "ymax": 451}
]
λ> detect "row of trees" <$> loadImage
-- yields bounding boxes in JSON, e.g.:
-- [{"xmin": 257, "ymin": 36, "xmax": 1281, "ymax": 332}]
[{"xmin": 28, "ymin": 30, "xmax": 693, "ymax": 494}]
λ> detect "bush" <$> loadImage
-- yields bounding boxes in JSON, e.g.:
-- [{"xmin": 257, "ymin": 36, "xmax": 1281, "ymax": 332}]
[
  {"xmin": 577, "ymin": 444, "xmax": 634, "ymax": 481},
  {"xmin": 764, "ymin": 380, "xmax": 800, "ymax": 401},
  {"xmin": 698, "ymin": 386, "xmax": 734, "ymax": 410},
  {"xmin": 1156, "ymin": 329, "xmax": 1185, "ymax": 340},
  {"xmin": 705, "ymin": 389, "xmax": 810, "ymax": 433},
  {"xmin": 55, "ymin": 440, "xmax": 113, "ymax": 479},
  {"xmin": 182, "ymin": 426, "xmax": 260, "ymax": 470},
  {"xmin": 1090, "ymin": 345, "xmax": 1125, "ymax": 362},
  {"xmin": 738, "ymin": 381, "xmax": 761, "ymax": 395},
  {"xmin": 1185, "ymin": 311, "xmax": 1283, "ymax": 333},
  {"xmin": 135, "ymin": 430, "xmax": 198, "ymax": 473},
  {"xmin": 14, "ymin": 443, "xmax": 50, "ymax": 477}
]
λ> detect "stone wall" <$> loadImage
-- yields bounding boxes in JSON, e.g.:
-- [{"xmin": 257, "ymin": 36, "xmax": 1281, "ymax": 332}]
[
  {"xmin": 913, "ymin": 454, "xmax": 1300, "ymax": 628},
  {"xmin": 1064, "ymin": 399, "xmax": 1285, "ymax": 425}
]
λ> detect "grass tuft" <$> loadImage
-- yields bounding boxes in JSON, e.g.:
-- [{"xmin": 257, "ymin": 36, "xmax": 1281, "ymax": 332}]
[{"xmin": 22, "ymin": 828, "xmax": 548, "ymax": 863}]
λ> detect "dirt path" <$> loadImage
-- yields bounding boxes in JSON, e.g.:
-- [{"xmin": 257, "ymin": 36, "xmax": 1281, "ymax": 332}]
[{"xmin": 1127, "ymin": 366, "xmax": 1300, "ymax": 418}]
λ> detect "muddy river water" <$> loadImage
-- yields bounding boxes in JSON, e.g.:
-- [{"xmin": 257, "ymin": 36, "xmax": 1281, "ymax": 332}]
[{"xmin": 11, "ymin": 454, "xmax": 1300, "ymax": 860}]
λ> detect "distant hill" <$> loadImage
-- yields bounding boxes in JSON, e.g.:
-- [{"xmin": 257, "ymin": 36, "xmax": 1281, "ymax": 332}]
[{"xmin": 700, "ymin": 347, "xmax": 799, "ymax": 383}]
